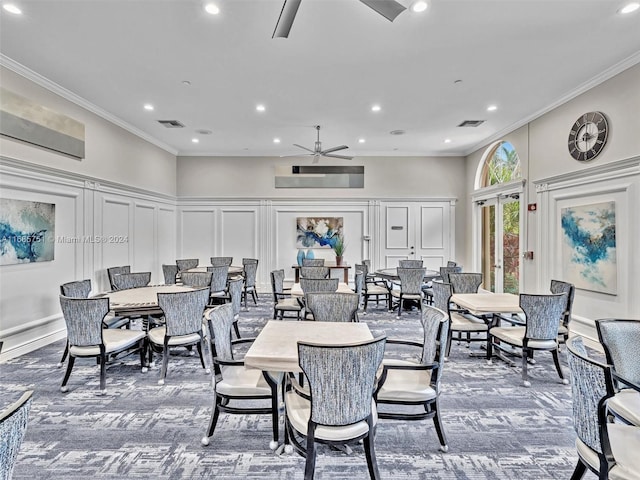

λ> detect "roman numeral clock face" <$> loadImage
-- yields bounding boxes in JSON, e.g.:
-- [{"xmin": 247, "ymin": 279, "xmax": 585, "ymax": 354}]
[{"xmin": 567, "ymin": 111, "xmax": 608, "ymax": 162}]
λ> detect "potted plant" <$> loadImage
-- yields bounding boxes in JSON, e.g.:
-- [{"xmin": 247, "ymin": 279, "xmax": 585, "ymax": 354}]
[{"xmin": 332, "ymin": 235, "xmax": 346, "ymax": 265}]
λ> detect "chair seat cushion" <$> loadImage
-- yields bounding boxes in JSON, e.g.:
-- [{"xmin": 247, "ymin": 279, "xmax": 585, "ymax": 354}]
[
  {"xmin": 390, "ymin": 291, "xmax": 423, "ymax": 300},
  {"xmin": 366, "ymin": 285, "xmax": 388, "ymax": 296},
  {"xmin": 376, "ymin": 359, "xmax": 436, "ymax": 403},
  {"xmin": 286, "ymin": 389, "xmax": 376, "ymax": 442},
  {"xmin": 216, "ymin": 366, "xmax": 272, "ymax": 396},
  {"xmin": 148, "ymin": 326, "xmax": 202, "ymax": 346},
  {"xmin": 276, "ymin": 298, "xmax": 302, "ymax": 311},
  {"xmin": 608, "ymin": 389, "xmax": 640, "ymax": 427},
  {"xmin": 451, "ymin": 312, "xmax": 488, "ymax": 332},
  {"xmin": 490, "ymin": 326, "xmax": 557, "ymax": 349},
  {"xmin": 608, "ymin": 423, "xmax": 640, "ymax": 480},
  {"xmin": 69, "ymin": 329, "xmax": 145, "ymax": 357}
]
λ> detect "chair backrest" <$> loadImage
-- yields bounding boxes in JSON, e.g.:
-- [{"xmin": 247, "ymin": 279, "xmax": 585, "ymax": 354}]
[
  {"xmin": 397, "ymin": 267, "xmax": 426, "ymax": 295},
  {"xmin": 353, "ymin": 271, "xmax": 364, "ymax": 298},
  {"xmin": 596, "ymin": 319, "xmax": 640, "ymax": 385},
  {"xmin": 305, "ymin": 292, "xmax": 359, "ymax": 322},
  {"xmin": 420, "ymin": 305, "xmax": 449, "ymax": 388},
  {"xmin": 566, "ymin": 336, "xmax": 614, "ymax": 455},
  {"xmin": 298, "ymin": 336, "xmax": 386, "ymax": 426},
  {"xmin": 112, "ymin": 272, "xmax": 151, "ymax": 290},
  {"xmin": 60, "ymin": 296, "xmax": 109, "ymax": 346},
  {"xmin": 107, "ymin": 265, "xmax": 131, "ymax": 290},
  {"xmin": 181, "ymin": 271, "xmax": 212, "ymax": 288},
  {"xmin": 210, "ymin": 256, "xmax": 233, "ymax": 267},
  {"xmin": 448, "ymin": 272, "xmax": 482, "ymax": 293},
  {"xmin": 227, "ymin": 277, "xmax": 243, "ymax": 317},
  {"xmin": 302, "ymin": 258, "xmax": 325, "ymax": 266},
  {"xmin": 207, "ymin": 303, "xmax": 235, "ymax": 362},
  {"xmin": 431, "ymin": 281, "xmax": 453, "ymax": 314},
  {"xmin": 162, "ymin": 264, "xmax": 178, "ymax": 285},
  {"xmin": 243, "ymin": 261, "xmax": 258, "ymax": 288},
  {"xmin": 439, "ymin": 266, "xmax": 462, "ymax": 283},
  {"xmin": 399, "ymin": 259, "xmax": 423, "ymax": 268},
  {"xmin": 355, "ymin": 263, "xmax": 367, "ymax": 275},
  {"xmin": 157, "ymin": 287, "xmax": 209, "ymax": 337},
  {"xmin": 300, "ymin": 266, "xmax": 329, "ymax": 279},
  {"xmin": 550, "ymin": 279, "xmax": 575, "ymax": 327},
  {"xmin": 446, "ymin": 260, "xmax": 458, "ymax": 267},
  {"xmin": 299, "ymin": 277, "xmax": 339, "ymax": 293},
  {"xmin": 0, "ymin": 390, "xmax": 33, "ymax": 480},
  {"xmin": 207, "ymin": 265, "xmax": 229, "ymax": 292},
  {"xmin": 176, "ymin": 258, "xmax": 199, "ymax": 272},
  {"xmin": 271, "ymin": 269, "xmax": 286, "ymax": 298},
  {"xmin": 520, "ymin": 293, "xmax": 567, "ymax": 341},
  {"xmin": 60, "ymin": 279, "xmax": 91, "ymax": 298},
  {"xmin": 242, "ymin": 258, "xmax": 258, "ymax": 265}
]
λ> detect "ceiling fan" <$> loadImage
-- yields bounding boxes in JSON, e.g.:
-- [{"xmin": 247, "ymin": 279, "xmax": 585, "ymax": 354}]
[
  {"xmin": 287, "ymin": 125, "xmax": 353, "ymax": 163},
  {"xmin": 273, "ymin": 0, "xmax": 407, "ymax": 38}
]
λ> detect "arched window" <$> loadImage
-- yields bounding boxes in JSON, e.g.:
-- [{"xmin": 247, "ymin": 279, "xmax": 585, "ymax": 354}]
[{"xmin": 480, "ymin": 141, "xmax": 521, "ymax": 187}]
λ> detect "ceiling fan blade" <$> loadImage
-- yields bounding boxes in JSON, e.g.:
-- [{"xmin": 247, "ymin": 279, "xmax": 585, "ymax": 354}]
[
  {"xmin": 312, "ymin": 155, "xmax": 320, "ymax": 164},
  {"xmin": 280, "ymin": 153, "xmax": 313, "ymax": 158},
  {"xmin": 293, "ymin": 143, "xmax": 315, "ymax": 153},
  {"xmin": 359, "ymin": 0, "xmax": 406, "ymax": 22},
  {"xmin": 273, "ymin": 0, "xmax": 302, "ymax": 38},
  {"xmin": 320, "ymin": 145, "xmax": 349, "ymax": 155},
  {"xmin": 323, "ymin": 153, "xmax": 353, "ymax": 160}
]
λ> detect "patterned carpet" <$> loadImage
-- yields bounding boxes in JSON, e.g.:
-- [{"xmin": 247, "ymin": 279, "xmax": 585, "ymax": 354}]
[{"xmin": 0, "ymin": 296, "xmax": 587, "ymax": 479}]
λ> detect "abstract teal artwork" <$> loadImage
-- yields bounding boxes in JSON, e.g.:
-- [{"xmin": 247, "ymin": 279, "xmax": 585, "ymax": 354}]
[
  {"xmin": 296, "ymin": 217, "xmax": 343, "ymax": 249},
  {"xmin": 561, "ymin": 201, "xmax": 616, "ymax": 294},
  {"xmin": 0, "ymin": 198, "xmax": 55, "ymax": 265}
]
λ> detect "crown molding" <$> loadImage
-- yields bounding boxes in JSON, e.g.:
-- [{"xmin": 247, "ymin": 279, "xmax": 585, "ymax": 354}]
[
  {"xmin": 462, "ymin": 50, "xmax": 640, "ymax": 157},
  {"xmin": 0, "ymin": 55, "xmax": 178, "ymax": 156}
]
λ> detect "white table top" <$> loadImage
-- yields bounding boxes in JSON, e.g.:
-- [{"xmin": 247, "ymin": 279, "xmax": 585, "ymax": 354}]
[
  {"xmin": 184, "ymin": 265, "xmax": 244, "ymax": 275},
  {"xmin": 290, "ymin": 282, "xmax": 353, "ymax": 297},
  {"xmin": 451, "ymin": 292, "xmax": 522, "ymax": 315},
  {"xmin": 245, "ymin": 320, "xmax": 373, "ymax": 373},
  {"xmin": 100, "ymin": 284, "xmax": 198, "ymax": 311}
]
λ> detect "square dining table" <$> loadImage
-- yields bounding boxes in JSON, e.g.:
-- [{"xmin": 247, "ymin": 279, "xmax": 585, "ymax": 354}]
[{"xmin": 450, "ymin": 292, "xmax": 522, "ymax": 316}]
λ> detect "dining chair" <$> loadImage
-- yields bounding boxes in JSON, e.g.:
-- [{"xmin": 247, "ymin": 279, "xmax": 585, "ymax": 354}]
[
  {"xmin": 399, "ymin": 259, "xmax": 423, "ymax": 268},
  {"xmin": 210, "ymin": 256, "xmax": 233, "ymax": 267},
  {"xmin": 0, "ymin": 390, "xmax": 33, "ymax": 480},
  {"xmin": 423, "ymin": 265, "xmax": 463, "ymax": 305},
  {"xmin": 285, "ymin": 336, "xmax": 387, "ymax": 480},
  {"xmin": 374, "ymin": 305, "xmax": 450, "ymax": 452},
  {"xmin": 302, "ymin": 258, "xmax": 325, "ymax": 266},
  {"xmin": 111, "ymin": 272, "xmax": 151, "ymax": 290},
  {"xmin": 550, "ymin": 279, "xmax": 575, "ymax": 344},
  {"xmin": 304, "ymin": 292, "xmax": 359, "ymax": 322},
  {"xmin": 355, "ymin": 263, "xmax": 390, "ymax": 314},
  {"xmin": 107, "ymin": 265, "xmax": 131, "ymax": 290},
  {"xmin": 201, "ymin": 304, "xmax": 278, "ymax": 448},
  {"xmin": 241, "ymin": 258, "xmax": 259, "ymax": 308},
  {"xmin": 180, "ymin": 271, "xmax": 212, "ymax": 288},
  {"xmin": 432, "ymin": 281, "xmax": 488, "ymax": 359},
  {"xmin": 176, "ymin": 258, "xmax": 199, "ymax": 272},
  {"xmin": 299, "ymin": 277, "xmax": 339, "ymax": 293},
  {"xmin": 271, "ymin": 269, "xmax": 302, "ymax": 320},
  {"xmin": 162, "ymin": 264, "xmax": 178, "ymax": 285},
  {"xmin": 566, "ymin": 336, "xmax": 640, "ymax": 479},
  {"xmin": 488, "ymin": 293, "xmax": 568, "ymax": 387},
  {"xmin": 59, "ymin": 295, "xmax": 147, "ymax": 394},
  {"xmin": 206, "ymin": 265, "xmax": 229, "ymax": 303},
  {"xmin": 390, "ymin": 267, "xmax": 426, "ymax": 319},
  {"xmin": 299, "ymin": 266, "xmax": 329, "ymax": 279},
  {"xmin": 226, "ymin": 276, "xmax": 243, "ymax": 339},
  {"xmin": 149, "ymin": 287, "xmax": 210, "ymax": 385},
  {"xmin": 447, "ymin": 272, "xmax": 483, "ymax": 294},
  {"xmin": 596, "ymin": 318, "xmax": 640, "ymax": 426}
]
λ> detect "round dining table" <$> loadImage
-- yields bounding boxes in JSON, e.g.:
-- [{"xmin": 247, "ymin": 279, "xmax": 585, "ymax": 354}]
[
  {"xmin": 97, "ymin": 284, "xmax": 199, "ymax": 316},
  {"xmin": 374, "ymin": 267, "xmax": 440, "ymax": 282}
]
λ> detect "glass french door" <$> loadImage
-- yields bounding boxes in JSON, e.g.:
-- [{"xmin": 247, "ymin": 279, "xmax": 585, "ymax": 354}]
[{"xmin": 480, "ymin": 195, "xmax": 520, "ymax": 293}]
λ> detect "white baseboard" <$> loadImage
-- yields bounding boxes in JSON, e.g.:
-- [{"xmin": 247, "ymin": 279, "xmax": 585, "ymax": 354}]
[{"xmin": 0, "ymin": 330, "xmax": 66, "ymax": 363}]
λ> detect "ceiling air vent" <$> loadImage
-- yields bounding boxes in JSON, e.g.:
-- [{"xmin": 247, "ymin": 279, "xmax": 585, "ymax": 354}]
[
  {"xmin": 157, "ymin": 120, "xmax": 185, "ymax": 128},
  {"xmin": 457, "ymin": 120, "xmax": 484, "ymax": 127}
]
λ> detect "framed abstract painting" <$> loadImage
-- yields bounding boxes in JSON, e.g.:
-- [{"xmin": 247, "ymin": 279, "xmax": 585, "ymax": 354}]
[
  {"xmin": 296, "ymin": 217, "xmax": 343, "ymax": 249},
  {"xmin": 0, "ymin": 198, "xmax": 55, "ymax": 265},
  {"xmin": 560, "ymin": 201, "xmax": 616, "ymax": 294}
]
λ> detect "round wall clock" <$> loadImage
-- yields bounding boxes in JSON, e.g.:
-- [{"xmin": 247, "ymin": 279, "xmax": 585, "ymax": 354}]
[{"xmin": 567, "ymin": 111, "xmax": 608, "ymax": 162}]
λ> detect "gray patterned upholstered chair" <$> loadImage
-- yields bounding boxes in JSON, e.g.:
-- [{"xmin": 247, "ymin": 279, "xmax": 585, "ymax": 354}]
[
  {"xmin": 432, "ymin": 281, "xmax": 488, "ymax": 359},
  {"xmin": 550, "ymin": 279, "xmax": 575, "ymax": 343},
  {"xmin": 299, "ymin": 266, "xmax": 329, "ymax": 279},
  {"xmin": 390, "ymin": 267, "xmax": 426, "ymax": 319},
  {"xmin": 111, "ymin": 272, "xmax": 151, "ymax": 290},
  {"xmin": 353, "ymin": 270, "xmax": 364, "ymax": 309},
  {"xmin": 271, "ymin": 269, "xmax": 302, "ymax": 320},
  {"xmin": 201, "ymin": 304, "xmax": 278, "ymax": 448},
  {"xmin": 210, "ymin": 256, "xmax": 233, "ymax": 267},
  {"xmin": 448, "ymin": 272, "xmax": 483, "ymax": 294},
  {"xmin": 149, "ymin": 287, "xmax": 210, "ymax": 385},
  {"xmin": 162, "ymin": 264, "xmax": 178, "ymax": 285},
  {"xmin": 227, "ymin": 276, "xmax": 243, "ymax": 339},
  {"xmin": 285, "ymin": 336, "xmax": 386, "ymax": 480},
  {"xmin": 399, "ymin": 259, "xmax": 423, "ymax": 268},
  {"xmin": 206, "ymin": 265, "xmax": 229, "ymax": 303},
  {"xmin": 299, "ymin": 277, "xmax": 339, "ymax": 294},
  {"xmin": 107, "ymin": 265, "xmax": 131, "ymax": 290},
  {"xmin": 423, "ymin": 265, "xmax": 462, "ymax": 305},
  {"xmin": 355, "ymin": 263, "xmax": 390, "ymax": 314},
  {"xmin": 446, "ymin": 260, "xmax": 458, "ymax": 267},
  {"xmin": 596, "ymin": 319, "xmax": 640, "ymax": 427},
  {"xmin": 180, "ymin": 271, "xmax": 212, "ymax": 289},
  {"xmin": 488, "ymin": 293, "xmax": 568, "ymax": 387},
  {"xmin": 59, "ymin": 296, "xmax": 147, "ymax": 394},
  {"xmin": 302, "ymin": 258, "xmax": 325, "ymax": 266},
  {"xmin": 176, "ymin": 258, "xmax": 199, "ymax": 272},
  {"xmin": 241, "ymin": 259, "xmax": 259, "ymax": 308},
  {"xmin": 0, "ymin": 390, "xmax": 33, "ymax": 480},
  {"xmin": 566, "ymin": 336, "xmax": 640, "ymax": 480},
  {"xmin": 304, "ymin": 292, "xmax": 359, "ymax": 322},
  {"xmin": 374, "ymin": 305, "xmax": 450, "ymax": 452}
]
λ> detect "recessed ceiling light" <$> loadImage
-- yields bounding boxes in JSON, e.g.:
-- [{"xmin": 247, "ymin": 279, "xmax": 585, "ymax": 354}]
[
  {"xmin": 256, "ymin": 104, "xmax": 266, "ymax": 112},
  {"xmin": 487, "ymin": 105, "xmax": 498, "ymax": 112},
  {"xmin": 411, "ymin": 1, "xmax": 428, "ymax": 13},
  {"xmin": 192, "ymin": 138, "xmax": 199, "ymax": 143},
  {"xmin": 371, "ymin": 104, "xmax": 381, "ymax": 112},
  {"xmin": 358, "ymin": 138, "xmax": 366, "ymax": 143},
  {"xmin": 273, "ymin": 138, "xmax": 281, "ymax": 143},
  {"xmin": 444, "ymin": 138, "xmax": 452, "ymax": 144},
  {"xmin": 143, "ymin": 104, "xmax": 154, "ymax": 111},
  {"xmin": 204, "ymin": 3, "xmax": 220, "ymax": 15},
  {"xmin": 2, "ymin": 4, "xmax": 22, "ymax": 14},
  {"xmin": 619, "ymin": 2, "xmax": 639, "ymax": 13}
]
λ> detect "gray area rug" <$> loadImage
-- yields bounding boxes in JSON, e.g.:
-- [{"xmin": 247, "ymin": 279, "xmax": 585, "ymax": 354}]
[{"xmin": 0, "ymin": 295, "xmax": 585, "ymax": 479}]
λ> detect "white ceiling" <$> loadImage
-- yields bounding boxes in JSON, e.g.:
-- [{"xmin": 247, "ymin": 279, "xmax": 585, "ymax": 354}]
[{"xmin": 1, "ymin": 0, "xmax": 640, "ymax": 158}]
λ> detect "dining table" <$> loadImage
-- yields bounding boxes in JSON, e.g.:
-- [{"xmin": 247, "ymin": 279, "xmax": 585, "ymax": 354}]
[
  {"xmin": 290, "ymin": 282, "xmax": 354, "ymax": 297},
  {"xmin": 291, "ymin": 262, "xmax": 352, "ymax": 283},
  {"xmin": 374, "ymin": 267, "xmax": 440, "ymax": 283},
  {"xmin": 97, "ymin": 284, "xmax": 198, "ymax": 317},
  {"xmin": 184, "ymin": 265, "xmax": 244, "ymax": 277}
]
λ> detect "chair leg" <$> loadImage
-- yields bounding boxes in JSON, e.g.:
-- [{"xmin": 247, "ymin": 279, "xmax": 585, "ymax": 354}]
[
  {"xmin": 445, "ymin": 328, "xmax": 453, "ymax": 359},
  {"xmin": 486, "ymin": 335, "xmax": 494, "ymax": 362},
  {"xmin": 304, "ymin": 423, "xmax": 318, "ymax": 480},
  {"xmin": 57, "ymin": 341, "xmax": 69, "ymax": 368},
  {"xmin": 140, "ymin": 338, "xmax": 148, "ymax": 372},
  {"xmin": 99, "ymin": 353, "xmax": 107, "ymax": 394},
  {"xmin": 273, "ymin": 307, "xmax": 277, "ymax": 319},
  {"xmin": 569, "ymin": 459, "xmax": 587, "ymax": 480},
  {"xmin": 158, "ymin": 342, "xmax": 170, "ymax": 385},
  {"xmin": 196, "ymin": 341, "xmax": 207, "ymax": 371},
  {"xmin": 251, "ymin": 290, "xmax": 258, "ymax": 305},
  {"xmin": 552, "ymin": 348, "xmax": 569, "ymax": 384},
  {"xmin": 522, "ymin": 348, "xmax": 530, "ymax": 387},
  {"xmin": 232, "ymin": 320, "xmax": 241, "ymax": 339},
  {"xmin": 396, "ymin": 295, "xmax": 402, "ymax": 319},
  {"xmin": 431, "ymin": 399, "xmax": 449, "ymax": 452},
  {"xmin": 60, "ymin": 356, "xmax": 75, "ymax": 392},
  {"xmin": 363, "ymin": 417, "xmax": 381, "ymax": 480},
  {"xmin": 201, "ymin": 395, "xmax": 222, "ymax": 446}
]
